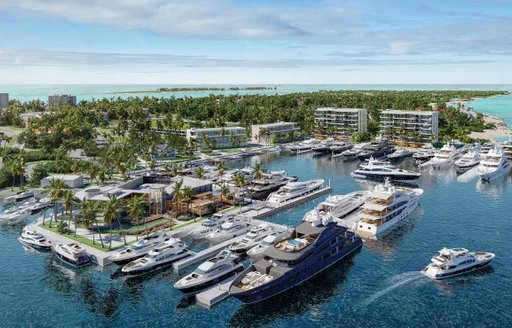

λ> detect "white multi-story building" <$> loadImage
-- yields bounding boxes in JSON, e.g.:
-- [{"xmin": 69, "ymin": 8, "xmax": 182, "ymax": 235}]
[
  {"xmin": 0, "ymin": 93, "xmax": 8, "ymax": 109},
  {"xmin": 186, "ymin": 127, "xmax": 247, "ymax": 149},
  {"xmin": 48, "ymin": 94, "xmax": 77, "ymax": 108},
  {"xmin": 251, "ymin": 122, "xmax": 301, "ymax": 145},
  {"xmin": 379, "ymin": 110, "xmax": 439, "ymax": 143},
  {"xmin": 315, "ymin": 107, "xmax": 368, "ymax": 135}
]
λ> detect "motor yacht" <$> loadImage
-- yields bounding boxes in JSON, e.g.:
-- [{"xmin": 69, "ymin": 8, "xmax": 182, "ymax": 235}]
[
  {"xmin": 174, "ymin": 250, "xmax": 244, "ymax": 294},
  {"xmin": 246, "ymin": 228, "xmax": 293, "ymax": 260},
  {"xmin": 121, "ymin": 238, "xmax": 192, "ymax": 275},
  {"xmin": 27, "ymin": 197, "xmax": 53, "ymax": 215},
  {"xmin": 228, "ymin": 223, "xmax": 277, "ymax": 253},
  {"xmin": 266, "ymin": 179, "xmax": 324, "ymax": 205},
  {"xmin": 189, "ymin": 213, "xmax": 235, "ymax": 240},
  {"xmin": 430, "ymin": 143, "xmax": 460, "ymax": 169},
  {"xmin": 302, "ymin": 191, "xmax": 370, "ymax": 223},
  {"xmin": 455, "ymin": 146, "xmax": 481, "ymax": 170},
  {"xmin": 205, "ymin": 217, "xmax": 252, "ymax": 244},
  {"xmin": 18, "ymin": 226, "xmax": 52, "ymax": 250},
  {"xmin": 480, "ymin": 143, "xmax": 494, "ymax": 155},
  {"xmin": 247, "ymin": 171, "xmax": 298, "ymax": 200},
  {"xmin": 340, "ymin": 142, "xmax": 369, "ymax": 160},
  {"xmin": 329, "ymin": 142, "xmax": 352, "ymax": 157},
  {"xmin": 357, "ymin": 141, "xmax": 395, "ymax": 161},
  {"xmin": 53, "ymin": 243, "xmax": 92, "ymax": 267},
  {"xmin": 110, "ymin": 230, "xmax": 172, "ymax": 265},
  {"xmin": 422, "ymin": 247, "xmax": 495, "ymax": 280},
  {"xmin": 0, "ymin": 208, "xmax": 30, "ymax": 225},
  {"xmin": 229, "ymin": 216, "xmax": 363, "ymax": 304},
  {"xmin": 387, "ymin": 148, "xmax": 413, "ymax": 160},
  {"xmin": 351, "ymin": 158, "xmax": 421, "ymax": 181},
  {"xmin": 312, "ymin": 140, "xmax": 335, "ymax": 155},
  {"xmin": 476, "ymin": 147, "xmax": 511, "ymax": 181},
  {"xmin": 354, "ymin": 179, "xmax": 423, "ymax": 237},
  {"xmin": 500, "ymin": 141, "xmax": 512, "ymax": 160}
]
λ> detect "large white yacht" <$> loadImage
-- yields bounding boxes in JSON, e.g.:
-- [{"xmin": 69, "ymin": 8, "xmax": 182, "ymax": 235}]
[
  {"xmin": 341, "ymin": 142, "xmax": 370, "ymax": 160},
  {"xmin": 205, "ymin": 218, "xmax": 252, "ymax": 244},
  {"xmin": 266, "ymin": 179, "xmax": 324, "ymax": 205},
  {"xmin": 354, "ymin": 179, "xmax": 423, "ymax": 237},
  {"xmin": 0, "ymin": 209, "xmax": 30, "ymax": 225},
  {"xmin": 351, "ymin": 158, "xmax": 421, "ymax": 181},
  {"xmin": 455, "ymin": 145, "xmax": 481, "ymax": 170},
  {"xmin": 387, "ymin": 148, "xmax": 413, "ymax": 160},
  {"xmin": 422, "ymin": 247, "xmax": 495, "ymax": 280},
  {"xmin": 246, "ymin": 228, "xmax": 293, "ymax": 260},
  {"xmin": 228, "ymin": 223, "xmax": 278, "ymax": 253},
  {"xmin": 110, "ymin": 230, "xmax": 172, "ymax": 265},
  {"xmin": 121, "ymin": 238, "xmax": 192, "ymax": 275},
  {"xmin": 174, "ymin": 250, "xmax": 244, "ymax": 294},
  {"xmin": 247, "ymin": 171, "xmax": 297, "ymax": 200},
  {"xmin": 189, "ymin": 213, "xmax": 234, "ymax": 240},
  {"xmin": 476, "ymin": 147, "xmax": 511, "ymax": 181},
  {"xmin": 18, "ymin": 226, "xmax": 52, "ymax": 250},
  {"xmin": 53, "ymin": 243, "xmax": 92, "ymax": 267},
  {"xmin": 430, "ymin": 143, "xmax": 460, "ymax": 169},
  {"xmin": 302, "ymin": 191, "xmax": 370, "ymax": 223}
]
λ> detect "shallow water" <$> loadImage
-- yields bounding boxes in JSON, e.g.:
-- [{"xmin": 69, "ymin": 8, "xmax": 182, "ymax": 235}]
[{"xmin": 2, "ymin": 153, "xmax": 512, "ymax": 327}]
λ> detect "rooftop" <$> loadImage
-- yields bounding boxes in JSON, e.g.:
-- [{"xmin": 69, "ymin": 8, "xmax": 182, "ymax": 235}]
[{"xmin": 316, "ymin": 107, "xmax": 366, "ymax": 113}]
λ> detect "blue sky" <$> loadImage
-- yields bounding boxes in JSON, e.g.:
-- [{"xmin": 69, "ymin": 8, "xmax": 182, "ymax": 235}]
[{"xmin": 0, "ymin": 0, "xmax": 511, "ymax": 84}]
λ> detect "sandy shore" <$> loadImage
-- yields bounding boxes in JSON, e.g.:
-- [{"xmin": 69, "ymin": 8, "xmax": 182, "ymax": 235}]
[{"xmin": 470, "ymin": 113, "xmax": 512, "ymax": 142}]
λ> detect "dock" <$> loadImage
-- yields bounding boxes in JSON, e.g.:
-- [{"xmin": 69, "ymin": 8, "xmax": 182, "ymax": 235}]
[{"xmin": 195, "ymin": 275, "xmax": 237, "ymax": 308}]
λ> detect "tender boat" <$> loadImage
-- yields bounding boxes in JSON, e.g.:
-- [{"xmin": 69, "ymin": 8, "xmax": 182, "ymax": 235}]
[
  {"xmin": 422, "ymin": 247, "xmax": 495, "ymax": 280},
  {"xmin": 430, "ymin": 143, "xmax": 460, "ymax": 169},
  {"xmin": 387, "ymin": 148, "xmax": 413, "ymax": 160},
  {"xmin": 340, "ymin": 142, "xmax": 369, "ymax": 160},
  {"xmin": 18, "ymin": 226, "xmax": 52, "ymax": 250},
  {"xmin": 110, "ymin": 230, "xmax": 172, "ymax": 265},
  {"xmin": 246, "ymin": 228, "xmax": 293, "ymax": 260},
  {"xmin": 121, "ymin": 238, "xmax": 192, "ymax": 275},
  {"xmin": 455, "ymin": 146, "xmax": 481, "ymax": 170},
  {"xmin": 229, "ymin": 216, "xmax": 363, "ymax": 304},
  {"xmin": 266, "ymin": 179, "xmax": 324, "ymax": 205},
  {"xmin": 205, "ymin": 218, "xmax": 252, "ymax": 244},
  {"xmin": 476, "ymin": 147, "xmax": 511, "ymax": 181},
  {"xmin": 302, "ymin": 191, "xmax": 370, "ymax": 223},
  {"xmin": 354, "ymin": 178, "xmax": 423, "ymax": 237},
  {"xmin": 174, "ymin": 250, "xmax": 244, "ymax": 294},
  {"xmin": 228, "ymin": 223, "xmax": 277, "ymax": 253},
  {"xmin": 53, "ymin": 243, "xmax": 92, "ymax": 267}
]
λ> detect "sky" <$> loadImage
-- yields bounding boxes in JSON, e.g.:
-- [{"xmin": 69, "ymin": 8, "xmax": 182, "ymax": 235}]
[{"xmin": 0, "ymin": 0, "xmax": 511, "ymax": 84}]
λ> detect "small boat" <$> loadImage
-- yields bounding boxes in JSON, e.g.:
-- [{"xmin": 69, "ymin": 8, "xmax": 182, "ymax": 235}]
[
  {"xmin": 18, "ymin": 226, "xmax": 52, "ymax": 250},
  {"xmin": 476, "ymin": 147, "xmax": 511, "ymax": 181},
  {"xmin": 422, "ymin": 247, "xmax": 495, "ymax": 280},
  {"xmin": 205, "ymin": 218, "xmax": 252, "ymax": 244},
  {"xmin": 53, "ymin": 243, "xmax": 92, "ymax": 267},
  {"xmin": 174, "ymin": 250, "xmax": 244, "ymax": 294},
  {"xmin": 228, "ymin": 223, "xmax": 277, "ymax": 254},
  {"xmin": 121, "ymin": 238, "xmax": 192, "ymax": 275},
  {"xmin": 110, "ymin": 230, "xmax": 172, "ymax": 265}
]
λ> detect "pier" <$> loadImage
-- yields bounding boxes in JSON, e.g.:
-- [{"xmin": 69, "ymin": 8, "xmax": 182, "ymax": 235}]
[{"xmin": 195, "ymin": 275, "xmax": 237, "ymax": 308}]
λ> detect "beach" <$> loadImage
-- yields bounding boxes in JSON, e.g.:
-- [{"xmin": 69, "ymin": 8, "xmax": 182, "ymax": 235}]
[{"xmin": 470, "ymin": 113, "xmax": 512, "ymax": 142}]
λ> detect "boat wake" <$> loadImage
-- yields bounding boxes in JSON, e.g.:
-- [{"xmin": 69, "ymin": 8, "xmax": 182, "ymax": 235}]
[{"xmin": 360, "ymin": 271, "xmax": 424, "ymax": 307}]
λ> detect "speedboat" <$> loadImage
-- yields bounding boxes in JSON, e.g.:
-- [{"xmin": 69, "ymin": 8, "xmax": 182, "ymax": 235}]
[
  {"xmin": 110, "ymin": 230, "xmax": 172, "ymax": 265},
  {"xmin": 205, "ymin": 217, "xmax": 252, "ymax": 244},
  {"xmin": 53, "ymin": 243, "xmax": 92, "ymax": 267},
  {"xmin": 246, "ymin": 228, "xmax": 293, "ymax": 260},
  {"xmin": 455, "ymin": 147, "xmax": 481, "ymax": 170},
  {"xmin": 18, "ymin": 226, "xmax": 52, "ymax": 250},
  {"xmin": 266, "ymin": 179, "xmax": 324, "ymax": 205},
  {"xmin": 229, "ymin": 216, "xmax": 363, "ymax": 304},
  {"xmin": 387, "ymin": 148, "xmax": 413, "ymax": 160},
  {"xmin": 228, "ymin": 223, "xmax": 276, "ymax": 253},
  {"xmin": 340, "ymin": 142, "xmax": 369, "ymax": 160},
  {"xmin": 174, "ymin": 250, "xmax": 244, "ymax": 294},
  {"xmin": 357, "ymin": 141, "xmax": 395, "ymax": 161},
  {"xmin": 476, "ymin": 147, "xmax": 511, "ymax": 181},
  {"xmin": 351, "ymin": 158, "xmax": 421, "ymax": 181},
  {"xmin": 302, "ymin": 191, "xmax": 370, "ymax": 223},
  {"xmin": 121, "ymin": 238, "xmax": 192, "ymax": 275},
  {"xmin": 430, "ymin": 143, "xmax": 460, "ymax": 169},
  {"xmin": 189, "ymin": 213, "xmax": 233, "ymax": 240},
  {"xmin": 354, "ymin": 178, "xmax": 423, "ymax": 237},
  {"xmin": 422, "ymin": 247, "xmax": 495, "ymax": 280}
]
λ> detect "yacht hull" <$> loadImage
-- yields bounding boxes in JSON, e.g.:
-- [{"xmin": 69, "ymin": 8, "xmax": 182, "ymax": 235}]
[
  {"xmin": 54, "ymin": 252, "xmax": 91, "ymax": 268},
  {"xmin": 422, "ymin": 258, "xmax": 494, "ymax": 280},
  {"xmin": 122, "ymin": 251, "xmax": 192, "ymax": 276},
  {"xmin": 478, "ymin": 163, "xmax": 511, "ymax": 181},
  {"xmin": 176, "ymin": 265, "xmax": 244, "ymax": 294}
]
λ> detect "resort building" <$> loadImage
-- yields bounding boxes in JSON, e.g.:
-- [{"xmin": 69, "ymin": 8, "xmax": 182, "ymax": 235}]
[
  {"xmin": 40, "ymin": 174, "xmax": 85, "ymax": 189},
  {"xmin": 251, "ymin": 122, "xmax": 301, "ymax": 145},
  {"xmin": 315, "ymin": 107, "xmax": 368, "ymax": 135},
  {"xmin": 0, "ymin": 93, "xmax": 8, "ymax": 109},
  {"xmin": 48, "ymin": 94, "xmax": 77, "ymax": 108},
  {"xmin": 186, "ymin": 127, "xmax": 247, "ymax": 149},
  {"xmin": 379, "ymin": 109, "xmax": 439, "ymax": 143}
]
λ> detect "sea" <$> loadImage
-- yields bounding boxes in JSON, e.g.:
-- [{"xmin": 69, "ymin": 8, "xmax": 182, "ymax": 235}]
[{"xmin": 1, "ymin": 85, "xmax": 512, "ymax": 327}]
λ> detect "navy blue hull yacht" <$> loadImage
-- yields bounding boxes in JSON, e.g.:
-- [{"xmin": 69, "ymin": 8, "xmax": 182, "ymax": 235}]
[{"xmin": 229, "ymin": 217, "xmax": 362, "ymax": 304}]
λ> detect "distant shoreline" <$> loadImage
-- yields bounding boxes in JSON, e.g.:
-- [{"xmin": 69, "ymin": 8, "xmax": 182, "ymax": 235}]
[{"xmin": 114, "ymin": 86, "xmax": 277, "ymax": 94}]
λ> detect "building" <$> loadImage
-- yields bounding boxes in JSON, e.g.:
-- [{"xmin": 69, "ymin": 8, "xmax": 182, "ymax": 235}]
[
  {"xmin": 151, "ymin": 144, "xmax": 177, "ymax": 161},
  {"xmin": 379, "ymin": 109, "xmax": 439, "ymax": 143},
  {"xmin": 315, "ymin": 107, "xmax": 368, "ymax": 135},
  {"xmin": 48, "ymin": 94, "xmax": 77, "ymax": 108},
  {"xmin": 20, "ymin": 112, "xmax": 44, "ymax": 127},
  {"xmin": 40, "ymin": 174, "xmax": 85, "ymax": 189},
  {"xmin": 251, "ymin": 122, "xmax": 301, "ymax": 145},
  {"xmin": 186, "ymin": 127, "xmax": 247, "ymax": 149},
  {"xmin": 0, "ymin": 93, "xmax": 8, "ymax": 109}
]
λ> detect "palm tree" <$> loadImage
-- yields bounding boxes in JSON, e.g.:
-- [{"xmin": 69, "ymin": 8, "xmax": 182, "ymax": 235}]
[
  {"xmin": 62, "ymin": 189, "xmax": 77, "ymax": 234},
  {"xmin": 219, "ymin": 183, "xmax": 230, "ymax": 203},
  {"xmin": 253, "ymin": 162, "xmax": 264, "ymax": 181},
  {"xmin": 233, "ymin": 173, "xmax": 248, "ymax": 201},
  {"xmin": 48, "ymin": 178, "xmax": 66, "ymax": 228},
  {"xmin": 194, "ymin": 166, "xmax": 205, "ymax": 179},
  {"xmin": 127, "ymin": 195, "xmax": 147, "ymax": 240},
  {"xmin": 103, "ymin": 195, "xmax": 124, "ymax": 250},
  {"xmin": 181, "ymin": 186, "xmax": 196, "ymax": 217},
  {"xmin": 216, "ymin": 162, "xmax": 225, "ymax": 178},
  {"xmin": 79, "ymin": 199, "xmax": 102, "ymax": 246}
]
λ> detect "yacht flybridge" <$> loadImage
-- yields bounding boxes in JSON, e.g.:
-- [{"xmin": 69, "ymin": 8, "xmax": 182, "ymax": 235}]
[
  {"xmin": 422, "ymin": 247, "xmax": 495, "ymax": 280},
  {"xmin": 302, "ymin": 191, "xmax": 370, "ymax": 223},
  {"xmin": 266, "ymin": 179, "xmax": 324, "ymax": 205},
  {"xmin": 351, "ymin": 158, "xmax": 421, "ymax": 181}
]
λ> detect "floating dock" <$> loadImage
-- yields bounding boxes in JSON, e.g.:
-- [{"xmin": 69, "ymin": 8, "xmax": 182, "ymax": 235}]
[{"xmin": 195, "ymin": 275, "xmax": 237, "ymax": 308}]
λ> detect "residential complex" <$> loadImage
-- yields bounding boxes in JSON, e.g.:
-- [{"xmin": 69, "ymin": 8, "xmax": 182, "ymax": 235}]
[
  {"xmin": 379, "ymin": 109, "xmax": 439, "ymax": 143},
  {"xmin": 48, "ymin": 94, "xmax": 77, "ymax": 108},
  {"xmin": 251, "ymin": 122, "xmax": 301, "ymax": 145},
  {"xmin": 0, "ymin": 93, "xmax": 8, "ymax": 109},
  {"xmin": 315, "ymin": 107, "xmax": 368, "ymax": 135},
  {"xmin": 186, "ymin": 126, "xmax": 247, "ymax": 149}
]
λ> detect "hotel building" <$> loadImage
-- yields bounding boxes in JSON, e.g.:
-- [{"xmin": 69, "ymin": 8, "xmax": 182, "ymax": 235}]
[
  {"xmin": 251, "ymin": 122, "xmax": 301, "ymax": 145},
  {"xmin": 186, "ymin": 127, "xmax": 247, "ymax": 149}
]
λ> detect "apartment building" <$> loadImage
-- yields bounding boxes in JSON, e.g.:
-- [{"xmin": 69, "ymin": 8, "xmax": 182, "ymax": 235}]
[
  {"xmin": 315, "ymin": 107, "xmax": 368, "ymax": 135},
  {"xmin": 251, "ymin": 122, "xmax": 301, "ymax": 145},
  {"xmin": 380, "ymin": 109, "xmax": 439, "ymax": 142}
]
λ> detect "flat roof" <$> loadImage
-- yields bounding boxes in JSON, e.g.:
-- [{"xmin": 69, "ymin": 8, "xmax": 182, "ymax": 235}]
[
  {"xmin": 187, "ymin": 127, "xmax": 245, "ymax": 132},
  {"xmin": 381, "ymin": 109, "xmax": 438, "ymax": 115},
  {"xmin": 252, "ymin": 122, "xmax": 298, "ymax": 128},
  {"xmin": 316, "ymin": 107, "xmax": 366, "ymax": 112},
  {"xmin": 165, "ymin": 176, "xmax": 213, "ymax": 194},
  {"xmin": 44, "ymin": 174, "xmax": 82, "ymax": 180}
]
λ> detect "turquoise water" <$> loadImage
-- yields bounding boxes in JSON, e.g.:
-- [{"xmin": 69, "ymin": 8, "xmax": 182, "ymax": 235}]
[{"xmin": 2, "ymin": 154, "xmax": 512, "ymax": 327}]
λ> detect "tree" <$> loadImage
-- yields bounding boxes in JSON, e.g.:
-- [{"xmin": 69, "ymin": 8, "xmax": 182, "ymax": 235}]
[
  {"xmin": 253, "ymin": 162, "xmax": 264, "ymax": 180},
  {"xmin": 62, "ymin": 189, "xmax": 78, "ymax": 235},
  {"xmin": 79, "ymin": 199, "xmax": 102, "ymax": 246},
  {"xmin": 48, "ymin": 178, "xmax": 66, "ymax": 228},
  {"xmin": 181, "ymin": 186, "xmax": 196, "ymax": 218},
  {"xmin": 194, "ymin": 166, "xmax": 205, "ymax": 179},
  {"xmin": 127, "ymin": 195, "xmax": 147, "ymax": 240},
  {"xmin": 103, "ymin": 195, "xmax": 125, "ymax": 250},
  {"xmin": 219, "ymin": 183, "xmax": 230, "ymax": 203}
]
